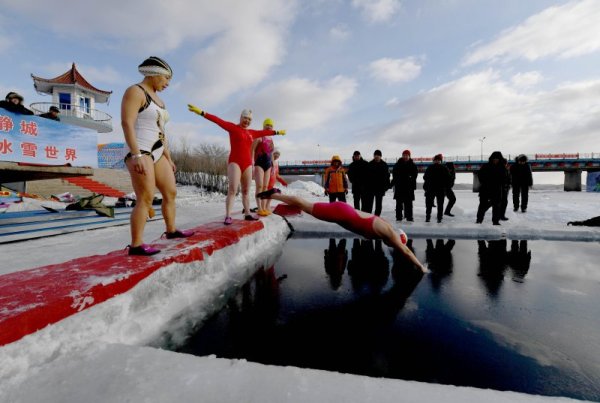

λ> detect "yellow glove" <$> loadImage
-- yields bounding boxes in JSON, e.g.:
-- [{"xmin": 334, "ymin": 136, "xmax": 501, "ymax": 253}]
[
  {"xmin": 276, "ymin": 129, "xmax": 286, "ymax": 136},
  {"xmin": 187, "ymin": 104, "xmax": 204, "ymax": 116}
]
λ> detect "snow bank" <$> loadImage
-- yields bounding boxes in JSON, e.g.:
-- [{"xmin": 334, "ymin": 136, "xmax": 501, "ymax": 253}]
[{"xmin": 0, "ymin": 215, "xmax": 289, "ymax": 392}]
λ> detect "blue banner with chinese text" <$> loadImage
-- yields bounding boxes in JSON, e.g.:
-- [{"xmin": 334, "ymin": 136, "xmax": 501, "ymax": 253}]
[{"xmin": 0, "ymin": 109, "xmax": 97, "ymax": 167}]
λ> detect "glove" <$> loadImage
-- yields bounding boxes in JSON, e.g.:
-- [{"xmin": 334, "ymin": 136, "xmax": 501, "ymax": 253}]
[
  {"xmin": 275, "ymin": 130, "xmax": 286, "ymax": 136},
  {"xmin": 187, "ymin": 104, "xmax": 204, "ymax": 116}
]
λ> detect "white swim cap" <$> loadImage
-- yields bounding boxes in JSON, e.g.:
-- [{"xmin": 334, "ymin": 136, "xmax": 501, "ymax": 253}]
[{"xmin": 241, "ymin": 109, "xmax": 253, "ymax": 119}]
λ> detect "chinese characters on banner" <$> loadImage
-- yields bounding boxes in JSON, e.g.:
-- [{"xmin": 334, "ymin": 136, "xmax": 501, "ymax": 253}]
[{"xmin": 0, "ymin": 109, "xmax": 97, "ymax": 167}]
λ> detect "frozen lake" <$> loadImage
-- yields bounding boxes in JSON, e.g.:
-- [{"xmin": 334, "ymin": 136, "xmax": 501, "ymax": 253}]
[{"xmin": 177, "ymin": 237, "xmax": 600, "ymax": 401}]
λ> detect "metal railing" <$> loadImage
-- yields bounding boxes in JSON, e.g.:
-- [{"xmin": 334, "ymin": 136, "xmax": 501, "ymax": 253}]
[
  {"xmin": 29, "ymin": 102, "xmax": 112, "ymax": 123},
  {"xmin": 279, "ymin": 153, "xmax": 600, "ymax": 166}
]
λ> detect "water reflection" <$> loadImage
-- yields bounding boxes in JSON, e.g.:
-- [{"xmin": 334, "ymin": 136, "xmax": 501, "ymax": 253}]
[
  {"xmin": 425, "ymin": 239, "xmax": 455, "ymax": 291},
  {"xmin": 228, "ymin": 266, "xmax": 284, "ymax": 330},
  {"xmin": 477, "ymin": 239, "xmax": 508, "ymax": 298},
  {"xmin": 323, "ymin": 238, "xmax": 348, "ymax": 290},
  {"xmin": 347, "ymin": 239, "xmax": 390, "ymax": 294},
  {"xmin": 508, "ymin": 240, "xmax": 531, "ymax": 283},
  {"xmin": 177, "ymin": 238, "xmax": 600, "ymax": 401}
]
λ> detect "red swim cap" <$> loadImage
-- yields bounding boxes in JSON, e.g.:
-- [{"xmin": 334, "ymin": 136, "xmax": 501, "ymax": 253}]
[{"xmin": 398, "ymin": 228, "xmax": 408, "ymax": 245}]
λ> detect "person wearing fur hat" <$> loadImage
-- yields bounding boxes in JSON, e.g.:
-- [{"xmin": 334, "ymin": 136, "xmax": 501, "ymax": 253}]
[
  {"xmin": 121, "ymin": 56, "xmax": 193, "ymax": 256},
  {"xmin": 510, "ymin": 154, "xmax": 533, "ymax": 212},
  {"xmin": 423, "ymin": 154, "xmax": 451, "ymax": 223},
  {"xmin": 391, "ymin": 150, "xmax": 418, "ymax": 221},
  {"xmin": 476, "ymin": 151, "xmax": 509, "ymax": 225},
  {"xmin": 324, "ymin": 155, "xmax": 349, "ymax": 202},
  {"xmin": 0, "ymin": 92, "xmax": 34, "ymax": 115}
]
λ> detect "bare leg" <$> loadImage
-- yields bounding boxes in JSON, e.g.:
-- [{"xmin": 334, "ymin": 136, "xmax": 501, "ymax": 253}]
[
  {"xmin": 373, "ymin": 217, "xmax": 428, "ymax": 273},
  {"xmin": 254, "ymin": 165, "xmax": 264, "ymax": 211},
  {"xmin": 154, "ymin": 156, "xmax": 178, "ymax": 233},
  {"xmin": 126, "ymin": 156, "xmax": 156, "ymax": 247},
  {"xmin": 226, "ymin": 163, "xmax": 242, "ymax": 217},
  {"xmin": 269, "ymin": 193, "xmax": 315, "ymax": 215},
  {"xmin": 261, "ymin": 167, "xmax": 271, "ymax": 211},
  {"xmin": 240, "ymin": 166, "xmax": 253, "ymax": 215}
]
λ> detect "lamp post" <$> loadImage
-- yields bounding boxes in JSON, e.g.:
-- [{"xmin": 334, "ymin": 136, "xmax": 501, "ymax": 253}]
[
  {"xmin": 479, "ymin": 137, "xmax": 486, "ymax": 161},
  {"xmin": 317, "ymin": 144, "xmax": 320, "ymax": 163}
]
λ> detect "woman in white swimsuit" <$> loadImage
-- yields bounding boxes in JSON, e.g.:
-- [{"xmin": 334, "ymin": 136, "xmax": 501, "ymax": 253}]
[{"xmin": 121, "ymin": 56, "xmax": 193, "ymax": 256}]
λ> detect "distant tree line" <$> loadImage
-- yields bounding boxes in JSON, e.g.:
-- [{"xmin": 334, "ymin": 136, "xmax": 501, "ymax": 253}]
[{"xmin": 170, "ymin": 139, "xmax": 229, "ymax": 194}]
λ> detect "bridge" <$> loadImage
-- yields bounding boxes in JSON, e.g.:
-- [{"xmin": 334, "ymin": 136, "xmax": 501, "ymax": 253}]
[{"xmin": 279, "ymin": 153, "xmax": 600, "ymax": 191}]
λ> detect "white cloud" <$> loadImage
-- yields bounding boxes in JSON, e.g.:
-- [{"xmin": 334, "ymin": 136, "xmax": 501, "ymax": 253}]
[
  {"xmin": 378, "ymin": 69, "xmax": 600, "ymax": 156},
  {"xmin": 385, "ymin": 97, "xmax": 400, "ymax": 107},
  {"xmin": 329, "ymin": 24, "xmax": 350, "ymax": 41},
  {"xmin": 510, "ymin": 71, "xmax": 543, "ymax": 89},
  {"xmin": 368, "ymin": 57, "xmax": 422, "ymax": 83},
  {"xmin": 352, "ymin": 0, "xmax": 401, "ymax": 23},
  {"xmin": 463, "ymin": 0, "xmax": 600, "ymax": 65},
  {"xmin": 240, "ymin": 75, "xmax": 358, "ymax": 130},
  {"xmin": 1, "ymin": 0, "xmax": 298, "ymax": 105}
]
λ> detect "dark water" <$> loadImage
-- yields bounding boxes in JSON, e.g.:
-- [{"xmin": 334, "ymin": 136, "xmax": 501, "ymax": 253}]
[{"xmin": 176, "ymin": 238, "xmax": 600, "ymax": 401}]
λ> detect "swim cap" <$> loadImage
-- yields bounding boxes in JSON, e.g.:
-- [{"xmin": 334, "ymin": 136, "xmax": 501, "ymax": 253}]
[
  {"xmin": 263, "ymin": 118, "xmax": 274, "ymax": 127},
  {"xmin": 241, "ymin": 109, "xmax": 253, "ymax": 119},
  {"xmin": 397, "ymin": 228, "xmax": 408, "ymax": 245},
  {"xmin": 138, "ymin": 56, "xmax": 173, "ymax": 77}
]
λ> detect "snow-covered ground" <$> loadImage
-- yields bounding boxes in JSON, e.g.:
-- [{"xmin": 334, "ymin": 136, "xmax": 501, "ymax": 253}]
[{"xmin": 1, "ymin": 181, "xmax": 598, "ymax": 402}]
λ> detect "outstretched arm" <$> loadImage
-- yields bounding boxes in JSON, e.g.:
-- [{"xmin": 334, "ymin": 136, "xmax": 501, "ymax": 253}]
[
  {"xmin": 250, "ymin": 128, "xmax": 286, "ymax": 139},
  {"xmin": 373, "ymin": 217, "xmax": 428, "ymax": 273},
  {"xmin": 188, "ymin": 104, "xmax": 237, "ymax": 132}
]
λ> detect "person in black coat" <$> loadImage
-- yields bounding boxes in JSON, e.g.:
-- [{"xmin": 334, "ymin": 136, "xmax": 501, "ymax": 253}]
[
  {"xmin": 347, "ymin": 150, "xmax": 369, "ymax": 211},
  {"xmin": 391, "ymin": 149, "xmax": 418, "ymax": 221},
  {"xmin": 0, "ymin": 92, "xmax": 34, "ymax": 115},
  {"xmin": 423, "ymin": 154, "xmax": 451, "ymax": 223},
  {"xmin": 364, "ymin": 149, "xmax": 390, "ymax": 216},
  {"xmin": 39, "ymin": 105, "xmax": 61, "ymax": 121},
  {"xmin": 476, "ymin": 151, "xmax": 509, "ymax": 225},
  {"xmin": 499, "ymin": 158, "xmax": 510, "ymax": 221},
  {"xmin": 444, "ymin": 161, "xmax": 457, "ymax": 217},
  {"xmin": 510, "ymin": 154, "xmax": 533, "ymax": 212}
]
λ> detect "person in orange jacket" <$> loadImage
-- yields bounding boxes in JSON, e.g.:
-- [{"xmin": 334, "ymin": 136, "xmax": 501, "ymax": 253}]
[{"xmin": 324, "ymin": 155, "xmax": 348, "ymax": 203}]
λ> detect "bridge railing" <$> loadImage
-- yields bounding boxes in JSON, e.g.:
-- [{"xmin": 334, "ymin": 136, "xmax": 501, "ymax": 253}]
[{"xmin": 279, "ymin": 153, "xmax": 600, "ymax": 166}]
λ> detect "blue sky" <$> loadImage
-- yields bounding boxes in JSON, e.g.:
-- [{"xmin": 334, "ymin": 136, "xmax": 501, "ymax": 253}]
[{"xmin": 1, "ymin": 0, "xmax": 599, "ymax": 164}]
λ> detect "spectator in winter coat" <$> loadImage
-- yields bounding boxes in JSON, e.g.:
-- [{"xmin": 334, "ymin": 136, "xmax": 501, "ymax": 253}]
[
  {"xmin": 347, "ymin": 150, "xmax": 369, "ymax": 211},
  {"xmin": 0, "ymin": 92, "xmax": 34, "ymax": 115},
  {"xmin": 510, "ymin": 154, "xmax": 533, "ymax": 213},
  {"xmin": 365, "ymin": 149, "xmax": 390, "ymax": 216},
  {"xmin": 391, "ymin": 149, "xmax": 418, "ymax": 221},
  {"xmin": 324, "ymin": 155, "xmax": 348, "ymax": 203},
  {"xmin": 423, "ymin": 154, "xmax": 451, "ymax": 223},
  {"xmin": 444, "ymin": 161, "xmax": 457, "ymax": 217},
  {"xmin": 476, "ymin": 151, "xmax": 509, "ymax": 225},
  {"xmin": 39, "ymin": 105, "xmax": 61, "ymax": 121},
  {"xmin": 499, "ymin": 158, "xmax": 510, "ymax": 221}
]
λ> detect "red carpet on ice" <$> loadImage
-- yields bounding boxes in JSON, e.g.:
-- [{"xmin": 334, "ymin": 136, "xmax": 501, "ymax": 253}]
[{"xmin": 0, "ymin": 219, "xmax": 264, "ymax": 347}]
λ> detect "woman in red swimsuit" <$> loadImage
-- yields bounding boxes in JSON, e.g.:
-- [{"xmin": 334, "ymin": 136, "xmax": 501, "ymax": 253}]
[
  {"xmin": 258, "ymin": 190, "xmax": 428, "ymax": 273},
  {"xmin": 188, "ymin": 104, "xmax": 285, "ymax": 224}
]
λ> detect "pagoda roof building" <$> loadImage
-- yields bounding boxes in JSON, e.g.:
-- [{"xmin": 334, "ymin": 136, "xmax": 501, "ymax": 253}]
[{"xmin": 31, "ymin": 63, "xmax": 112, "ymax": 104}]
